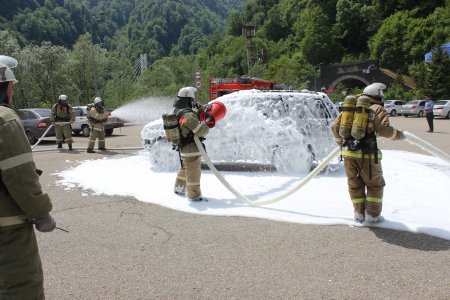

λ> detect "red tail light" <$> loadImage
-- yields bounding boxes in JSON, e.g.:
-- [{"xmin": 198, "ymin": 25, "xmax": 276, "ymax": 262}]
[{"xmin": 37, "ymin": 122, "xmax": 47, "ymax": 129}]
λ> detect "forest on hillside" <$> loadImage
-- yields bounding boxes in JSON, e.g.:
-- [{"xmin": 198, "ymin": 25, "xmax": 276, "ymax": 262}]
[{"xmin": 0, "ymin": 0, "xmax": 449, "ymax": 108}]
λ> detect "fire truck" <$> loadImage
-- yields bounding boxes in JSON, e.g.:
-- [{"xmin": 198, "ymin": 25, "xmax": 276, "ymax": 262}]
[{"xmin": 209, "ymin": 76, "xmax": 277, "ymax": 101}]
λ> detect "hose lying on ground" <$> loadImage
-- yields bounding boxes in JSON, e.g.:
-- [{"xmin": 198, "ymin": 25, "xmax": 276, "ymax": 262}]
[{"xmin": 194, "ymin": 136, "xmax": 341, "ymax": 206}]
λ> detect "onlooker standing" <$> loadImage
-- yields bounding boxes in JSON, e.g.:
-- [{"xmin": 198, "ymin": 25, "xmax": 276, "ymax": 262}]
[
  {"xmin": 50, "ymin": 94, "xmax": 76, "ymax": 150},
  {"xmin": 424, "ymin": 95, "xmax": 434, "ymax": 132},
  {"xmin": 0, "ymin": 61, "xmax": 56, "ymax": 299}
]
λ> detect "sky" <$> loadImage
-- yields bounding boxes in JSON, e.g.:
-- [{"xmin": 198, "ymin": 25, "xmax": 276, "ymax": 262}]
[
  {"xmin": 56, "ymin": 91, "xmax": 450, "ymax": 241},
  {"xmin": 55, "ymin": 148, "xmax": 450, "ymax": 241}
]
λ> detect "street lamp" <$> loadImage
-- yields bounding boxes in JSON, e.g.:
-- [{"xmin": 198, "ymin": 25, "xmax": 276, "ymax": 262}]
[{"xmin": 90, "ymin": 13, "xmax": 104, "ymax": 97}]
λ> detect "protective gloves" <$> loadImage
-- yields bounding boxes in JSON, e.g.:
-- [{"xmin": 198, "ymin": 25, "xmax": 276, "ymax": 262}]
[{"xmin": 35, "ymin": 213, "xmax": 56, "ymax": 232}]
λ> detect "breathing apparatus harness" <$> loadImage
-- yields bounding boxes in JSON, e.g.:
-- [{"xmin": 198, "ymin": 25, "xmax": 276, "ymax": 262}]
[
  {"xmin": 53, "ymin": 101, "xmax": 71, "ymax": 122},
  {"xmin": 338, "ymin": 94, "xmax": 380, "ymax": 178}
]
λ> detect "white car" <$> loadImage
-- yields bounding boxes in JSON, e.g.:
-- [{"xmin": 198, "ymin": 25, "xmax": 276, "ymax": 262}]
[
  {"xmin": 433, "ymin": 100, "xmax": 450, "ymax": 119},
  {"xmin": 142, "ymin": 90, "xmax": 339, "ymax": 174},
  {"xmin": 384, "ymin": 100, "xmax": 406, "ymax": 116},
  {"xmin": 401, "ymin": 100, "xmax": 426, "ymax": 117}
]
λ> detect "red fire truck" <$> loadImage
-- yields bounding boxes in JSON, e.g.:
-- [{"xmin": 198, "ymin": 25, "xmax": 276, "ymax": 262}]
[{"xmin": 209, "ymin": 76, "xmax": 277, "ymax": 101}]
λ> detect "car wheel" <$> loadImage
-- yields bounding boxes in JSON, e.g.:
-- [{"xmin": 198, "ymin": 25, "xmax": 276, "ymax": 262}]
[
  {"xmin": 25, "ymin": 131, "xmax": 37, "ymax": 144},
  {"xmin": 418, "ymin": 110, "xmax": 424, "ymax": 117},
  {"xmin": 390, "ymin": 109, "xmax": 397, "ymax": 116},
  {"xmin": 105, "ymin": 128, "xmax": 113, "ymax": 136},
  {"xmin": 81, "ymin": 125, "xmax": 90, "ymax": 137},
  {"xmin": 447, "ymin": 111, "xmax": 450, "ymax": 119}
]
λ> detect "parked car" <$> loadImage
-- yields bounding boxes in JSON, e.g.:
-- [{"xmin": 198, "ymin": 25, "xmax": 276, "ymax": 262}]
[
  {"xmin": 433, "ymin": 100, "xmax": 450, "ymax": 119},
  {"xmin": 72, "ymin": 106, "xmax": 124, "ymax": 137},
  {"xmin": 383, "ymin": 100, "xmax": 406, "ymax": 116},
  {"xmin": 18, "ymin": 108, "xmax": 55, "ymax": 144},
  {"xmin": 401, "ymin": 100, "xmax": 426, "ymax": 117}
]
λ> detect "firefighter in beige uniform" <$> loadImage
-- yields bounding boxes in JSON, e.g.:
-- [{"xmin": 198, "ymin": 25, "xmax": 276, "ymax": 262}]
[
  {"xmin": 50, "ymin": 94, "xmax": 76, "ymax": 150},
  {"xmin": 331, "ymin": 83, "xmax": 405, "ymax": 223},
  {"xmin": 173, "ymin": 87, "xmax": 209, "ymax": 201},
  {"xmin": 0, "ymin": 60, "xmax": 56, "ymax": 299},
  {"xmin": 87, "ymin": 97, "xmax": 108, "ymax": 153}
]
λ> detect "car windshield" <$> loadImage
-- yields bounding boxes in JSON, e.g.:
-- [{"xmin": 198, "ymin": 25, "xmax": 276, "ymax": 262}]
[
  {"xmin": 434, "ymin": 101, "xmax": 448, "ymax": 105},
  {"xmin": 384, "ymin": 100, "xmax": 393, "ymax": 104},
  {"xmin": 34, "ymin": 109, "xmax": 51, "ymax": 117}
]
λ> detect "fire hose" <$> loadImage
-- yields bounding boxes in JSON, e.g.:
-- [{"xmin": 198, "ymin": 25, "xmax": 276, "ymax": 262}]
[{"xmin": 194, "ymin": 130, "xmax": 450, "ymax": 206}]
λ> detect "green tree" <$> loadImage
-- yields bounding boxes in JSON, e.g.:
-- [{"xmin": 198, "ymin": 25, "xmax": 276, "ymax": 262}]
[
  {"xmin": 13, "ymin": 42, "xmax": 70, "ymax": 108},
  {"xmin": 424, "ymin": 49, "xmax": 450, "ymax": 99}
]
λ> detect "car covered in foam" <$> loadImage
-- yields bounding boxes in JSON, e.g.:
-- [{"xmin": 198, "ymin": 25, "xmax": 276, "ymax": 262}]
[{"xmin": 141, "ymin": 89, "xmax": 339, "ymax": 174}]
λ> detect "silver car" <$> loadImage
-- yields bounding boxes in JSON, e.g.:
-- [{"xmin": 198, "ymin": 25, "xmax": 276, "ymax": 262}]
[
  {"xmin": 18, "ymin": 108, "xmax": 56, "ymax": 144},
  {"xmin": 433, "ymin": 100, "xmax": 450, "ymax": 119},
  {"xmin": 384, "ymin": 100, "xmax": 406, "ymax": 116},
  {"xmin": 401, "ymin": 100, "xmax": 426, "ymax": 117}
]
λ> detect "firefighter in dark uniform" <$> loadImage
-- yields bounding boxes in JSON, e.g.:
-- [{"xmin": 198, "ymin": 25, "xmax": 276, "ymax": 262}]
[
  {"xmin": 173, "ymin": 87, "xmax": 210, "ymax": 201},
  {"xmin": 331, "ymin": 83, "xmax": 405, "ymax": 223},
  {"xmin": 0, "ymin": 60, "xmax": 56, "ymax": 299}
]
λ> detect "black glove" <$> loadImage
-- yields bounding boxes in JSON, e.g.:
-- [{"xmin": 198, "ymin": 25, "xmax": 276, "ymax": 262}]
[{"xmin": 35, "ymin": 213, "xmax": 56, "ymax": 232}]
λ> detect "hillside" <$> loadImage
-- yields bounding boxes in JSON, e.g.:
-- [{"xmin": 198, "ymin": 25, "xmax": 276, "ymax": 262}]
[{"xmin": 0, "ymin": 0, "xmax": 246, "ymax": 60}]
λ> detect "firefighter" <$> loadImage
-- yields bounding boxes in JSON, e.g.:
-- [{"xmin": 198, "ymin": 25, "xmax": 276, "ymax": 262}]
[
  {"xmin": 173, "ymin": 86, "xmax": 210, "ymax": 201},
  {"xmin": 331, "ymin": 83, "xmax": 405, "ymax": 223},
  {"xmin": 86, "ymin": 96, "xmax": 108, "ymax": 153},
  {"xmin": 50, "ymin": 94, "xmax": 76, "ymax": 150},
  {"xmin": 0, "ymin": 61, "xmax": 56, "ymax": 299}
]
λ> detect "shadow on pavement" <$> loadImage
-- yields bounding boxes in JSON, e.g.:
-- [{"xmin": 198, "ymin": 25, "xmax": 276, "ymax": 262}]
[{"xmin": 370, "ymin": 227, "xmax": 450, "ymax": 251}]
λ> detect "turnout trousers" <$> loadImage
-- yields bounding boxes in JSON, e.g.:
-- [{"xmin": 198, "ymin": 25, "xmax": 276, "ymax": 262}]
[
  {"xmin": 55, "ymin": 123, "xmax": 73, "ymax": 144},
  {"xmin": 87, "ymin": 124, "xmax": 105, "ymax": 150},
  {"xmin": 343, "ymin": 156, "xmax": 385, "ymax": 217},
  {"xmin": 0, "ymin": 224, "xmax": 44, "ymax": 300},
  {"xmin": 174, "ymin": 156, "xmax": 202, "ymax": 199}
]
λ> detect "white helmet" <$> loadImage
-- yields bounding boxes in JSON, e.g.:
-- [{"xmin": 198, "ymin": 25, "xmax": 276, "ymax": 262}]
[
  {"xmin": 177, "ymin": 86, "xmax": 197, "ymax": 99},
  {"xmin": 0, "ymin": 62, "xmax": 18, "ymax": 84},
  {"xmin": 58, "ymin": 94, "xmax": 68, "ymax": 101},
  {"xmin": 363, "ymin": 83, "xmax": 386, "ymax": 99},
  {"xmin": 0, "ymin": 55, "xmax": 18, "ymax": 68},
  {"xmin": 94, "ymin": 97, "xmax": 102, "ymax": 104}
]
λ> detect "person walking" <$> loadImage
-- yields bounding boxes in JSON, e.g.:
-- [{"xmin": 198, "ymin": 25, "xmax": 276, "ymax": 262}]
[
  {"xmin": 0, "ymin": 60, "xmax": 56, "ymax": 299},
  {"xmin": 424, "ymin": 94, "xmax": 434, "ymax": 132},
  {"xmin": 173, "ymin": 87, "xmax": 210, "ymax": 201},
  {"xmin": 331, "ymin": 83, "xmax": 405, "ymax": 224},
  {"xmin": 50, "ymin": 94, "xmax": 76, "ymax": 150},
  {"xmin": 86, "ymin": 97, "xmax": 108, "ymax": 153}
]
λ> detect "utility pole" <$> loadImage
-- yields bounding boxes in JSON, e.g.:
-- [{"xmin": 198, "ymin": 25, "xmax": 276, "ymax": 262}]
[{"xmin": 243, "ymin": 21, "xmax": 257, "ymax": 75}]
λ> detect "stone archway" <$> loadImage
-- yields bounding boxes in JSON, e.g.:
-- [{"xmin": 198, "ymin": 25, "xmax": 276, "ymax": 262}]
[{"xmin": 329, "ymin": 74, "xmax": 370, "ymax": 90}]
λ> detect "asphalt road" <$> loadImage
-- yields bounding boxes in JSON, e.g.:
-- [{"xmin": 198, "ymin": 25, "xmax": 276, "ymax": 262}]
[{"xmin": 32, "ymin": 116, "xmax": 450, "ymax": 300}]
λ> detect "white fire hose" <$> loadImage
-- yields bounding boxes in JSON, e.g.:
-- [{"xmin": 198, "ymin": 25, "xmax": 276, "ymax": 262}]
[
  {"xmin": 195, "ymin": 130, "xmax": 450, "ymax": 206},
  {"xmin": 31, "ymin": 124, "xmax": 54, "ymax": 149},
  {"xmin": 194, "ymin": 136, "xmax": 341, "ymax": 206}
]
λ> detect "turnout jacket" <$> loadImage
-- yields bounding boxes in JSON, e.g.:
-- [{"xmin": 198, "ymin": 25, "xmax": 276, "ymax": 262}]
[
  {"xmin": 175, "ymin": 108, "xmax": 209, "ymax": 157},
  {"xmin": 50, "ymin": 103, "xmax": 76, "ymax": 123},
  {"xmin": 0, "ymin": 106, "xmax": 52, "ymax": 231},
  {"xmin": 88, "ymin": 105, "xmax": 108, "ymax": 130},
  {"xmin": 331, "ymin": 101, "xmax": 403, "ymax": 159}
]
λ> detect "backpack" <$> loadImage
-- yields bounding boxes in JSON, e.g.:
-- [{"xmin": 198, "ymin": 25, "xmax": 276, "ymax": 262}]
[{"xmin": 162, "ymin": 108, "xmax": 192, "ymax": 146}]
